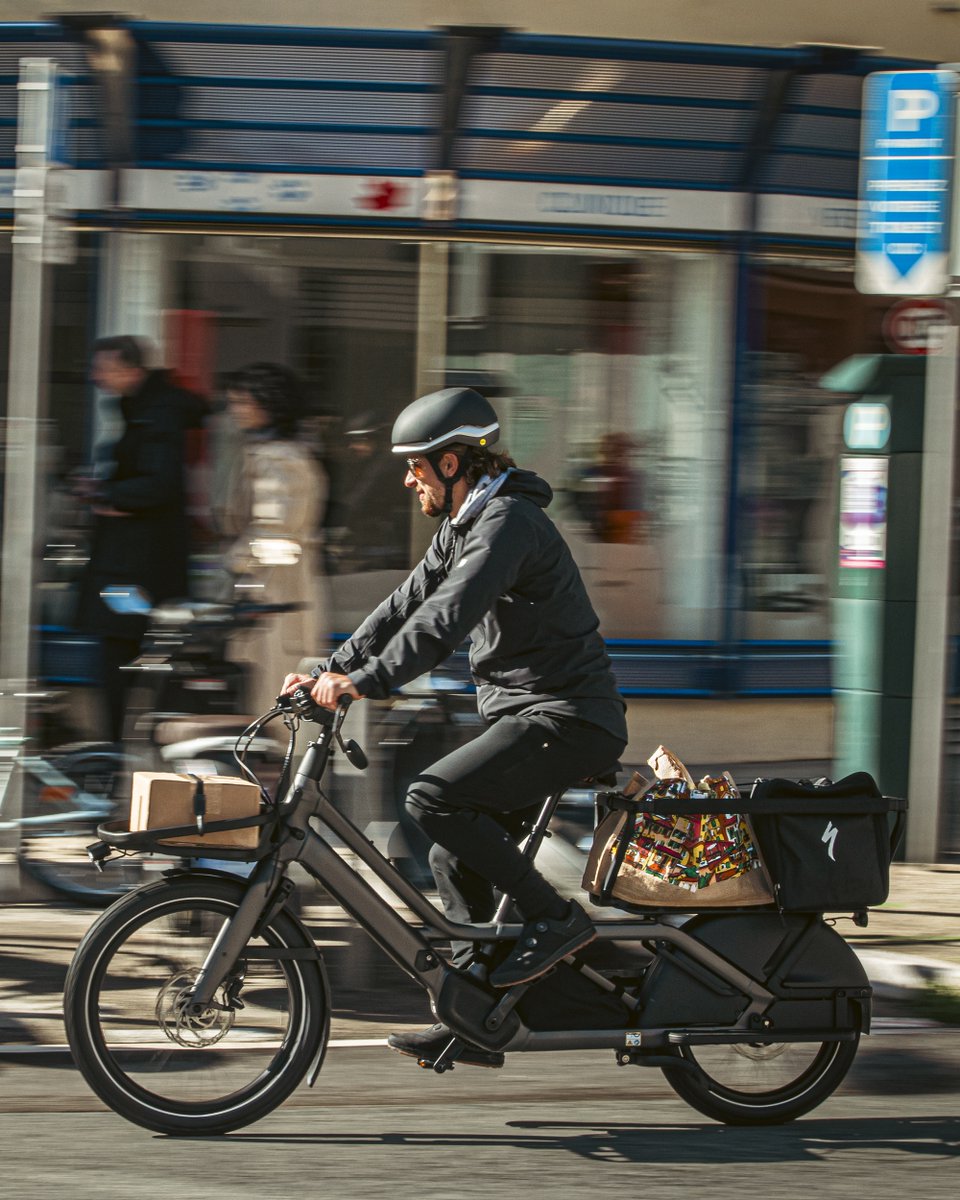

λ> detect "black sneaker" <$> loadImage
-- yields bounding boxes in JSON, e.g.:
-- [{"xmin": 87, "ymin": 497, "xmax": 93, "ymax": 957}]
[
  {"xmin": 386, "ymin": 1023, "xmax": 505, "ymax": 1069},
  {"xmin": 489, "ymin": 901, "xmax": 597, "ymax": 988}
]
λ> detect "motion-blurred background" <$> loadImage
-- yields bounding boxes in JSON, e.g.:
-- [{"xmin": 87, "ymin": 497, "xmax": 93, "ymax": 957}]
[{"xmin": 2, "ymin": 2, "xmax": 960, "ymax": 903}]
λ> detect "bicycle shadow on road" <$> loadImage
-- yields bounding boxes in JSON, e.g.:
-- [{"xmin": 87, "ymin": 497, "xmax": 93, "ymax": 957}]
[{"xmin": 212, "ymin": 1115, "xmax": 960, "ymax": 1162}]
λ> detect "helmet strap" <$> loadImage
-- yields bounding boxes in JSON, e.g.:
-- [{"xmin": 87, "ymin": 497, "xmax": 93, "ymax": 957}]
[{"xmin": 427, "ymin": 449, "xmax": 467, "ymax": 515}]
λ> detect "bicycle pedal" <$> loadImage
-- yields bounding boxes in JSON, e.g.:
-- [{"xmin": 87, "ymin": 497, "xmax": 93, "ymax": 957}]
[{"xmin": 416, "ymin": 1056, "xmax": 455, "ymax": 1073}]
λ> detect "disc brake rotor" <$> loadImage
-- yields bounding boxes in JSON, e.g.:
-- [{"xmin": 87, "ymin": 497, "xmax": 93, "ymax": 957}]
[{"xmin": 155, "ymin": 972, "xmax": 235, "ymax": 1047}]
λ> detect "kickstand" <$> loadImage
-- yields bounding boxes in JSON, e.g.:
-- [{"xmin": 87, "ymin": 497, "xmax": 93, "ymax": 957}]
[{"xmin": 421, "ymin": 1036, "xmax": 463, "ymax": 1074}]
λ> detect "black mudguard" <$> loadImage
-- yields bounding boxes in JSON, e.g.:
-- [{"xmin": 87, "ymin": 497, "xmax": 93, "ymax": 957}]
[{"xmin": 638, "ymin": 912, "xmax": 871, "ymax": 1033}]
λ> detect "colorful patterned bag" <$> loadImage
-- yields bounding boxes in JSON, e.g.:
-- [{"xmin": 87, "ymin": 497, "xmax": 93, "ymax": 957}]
[{"xmin": 582, "ymin": 754, "xmax": 774, "ymax": 910}]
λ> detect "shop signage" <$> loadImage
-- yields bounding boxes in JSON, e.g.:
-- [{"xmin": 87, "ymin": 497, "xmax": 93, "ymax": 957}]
[
  {"xmin": 881, "ymin": 297, "xmax": 950, "ymax": 353},
  {"xmin": 458, "ymin": 179, "xmax": 743, "ymax": 231},
  {"xmin": 118, "ymin": 171, "xmax": 746, "ymax": 230},
  {"xmin": 758, "ymin": 195, "xmax": 858, "ymax": 240},
  {"xmin": 0, "ymin": 168, "xmax": 929, "ymax": 251},
  {"xmin": 856, "ymin": 69, "xmax": 957, "ymax": 296},
  {"xmin": 0, "ymin": 170, "xmax": 863, "ymax": 243},
  {"xmin": 121, "ymin": 169, "xmax": 424, "ymax": 219}
]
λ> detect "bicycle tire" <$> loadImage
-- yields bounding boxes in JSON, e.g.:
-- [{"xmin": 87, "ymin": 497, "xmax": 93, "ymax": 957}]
[
  {"xmin": 660, "ymin": 1035, "xmax": 860, "ymax": 1125},
  {"xmin": 64, "ymin": 874, "xmax": 330, "ymax": 1134}
]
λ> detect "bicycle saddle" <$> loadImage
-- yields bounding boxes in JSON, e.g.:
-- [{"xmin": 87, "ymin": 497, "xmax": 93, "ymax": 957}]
[{"xmin": 580, "ymin": 765, "xmax": 620, "ymax": 788}]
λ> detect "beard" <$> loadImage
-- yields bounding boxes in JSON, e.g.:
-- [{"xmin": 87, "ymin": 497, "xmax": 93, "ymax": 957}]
[{"xmin": 419, "ymin": 490, "xmax": 445, "ymax": 518}]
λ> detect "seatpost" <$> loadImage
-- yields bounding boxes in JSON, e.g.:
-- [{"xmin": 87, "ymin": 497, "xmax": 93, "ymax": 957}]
[
  {"xmin": 437, "ymin": 788, "xmax": 567, "ymax": 1066},
  {"xmin": 490, "ymin": 789, "xmax": 564, "ymax": 924}
]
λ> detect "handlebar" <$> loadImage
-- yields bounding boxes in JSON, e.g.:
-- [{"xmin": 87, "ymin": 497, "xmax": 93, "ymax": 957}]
[
  {"xmin": 278, "ymin": 687, "xmax": 352, "ymax": 724},
  {"xmin": 276, "ymin": 689, "xmax": 366, "ymax": 771}
]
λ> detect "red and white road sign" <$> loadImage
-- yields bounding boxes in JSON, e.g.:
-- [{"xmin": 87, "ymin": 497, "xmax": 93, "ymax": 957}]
[{"xmin": 881, "ymin": 298, "xmax": 950, "ymax": 354}]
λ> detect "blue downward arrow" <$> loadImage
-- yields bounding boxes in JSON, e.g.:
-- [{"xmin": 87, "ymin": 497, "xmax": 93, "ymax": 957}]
[{"xmin": 885, "ymin": 247, "xmax": 926, "ymax": 278}]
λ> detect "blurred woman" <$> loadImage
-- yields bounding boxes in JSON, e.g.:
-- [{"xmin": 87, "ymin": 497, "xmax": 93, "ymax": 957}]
[{"xmin": 216, "ymin": 362, "xmax": 328, "ymax": 714}]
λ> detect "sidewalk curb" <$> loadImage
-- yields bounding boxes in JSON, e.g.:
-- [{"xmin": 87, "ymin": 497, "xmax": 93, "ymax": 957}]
[{"xmin": 854, "ymin": 948, "xmax": 960, "ymax": 1000}]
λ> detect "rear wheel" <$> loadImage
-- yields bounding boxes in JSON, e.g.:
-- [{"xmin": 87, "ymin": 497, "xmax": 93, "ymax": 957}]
[
  {"xmin": 661, "ymin": 1036, "xmax": 860, "ymax": 1125},
  {"xmin": 64, "ymin": 875, "xmax": 329, "ymax": 1134}
]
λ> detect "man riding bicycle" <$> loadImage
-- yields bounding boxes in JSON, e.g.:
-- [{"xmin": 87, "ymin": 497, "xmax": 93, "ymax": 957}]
[{"xmin": 283, "ymin": 387, "xmax": 627, "ymax": 1067}]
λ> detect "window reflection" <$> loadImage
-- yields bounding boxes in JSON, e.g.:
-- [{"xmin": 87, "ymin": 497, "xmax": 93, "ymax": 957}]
[{"xmin": 446, "ymin": 245, "xmax": 731, "ymax": 640}]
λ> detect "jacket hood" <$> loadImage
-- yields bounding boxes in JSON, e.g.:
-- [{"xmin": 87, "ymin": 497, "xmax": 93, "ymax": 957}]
[{"xmin": 499, "ymin": 468, "xmax": 553, "ymax": 509}]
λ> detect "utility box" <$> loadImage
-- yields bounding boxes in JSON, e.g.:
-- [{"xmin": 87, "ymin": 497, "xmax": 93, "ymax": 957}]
[{"xmin": 823, "ymin": 354, "xmax": 925, "ymax": 801}]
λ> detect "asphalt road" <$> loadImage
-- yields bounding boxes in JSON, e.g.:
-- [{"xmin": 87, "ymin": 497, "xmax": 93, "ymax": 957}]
[{"xmin": 0, "ymin": 1025, "xmax": 957, "ymax": 1200}]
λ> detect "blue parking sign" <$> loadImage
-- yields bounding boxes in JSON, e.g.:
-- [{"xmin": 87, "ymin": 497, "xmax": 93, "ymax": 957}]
[{"xmin": 856, "ymin": 70, "xmax": 957, "ymax": 295}]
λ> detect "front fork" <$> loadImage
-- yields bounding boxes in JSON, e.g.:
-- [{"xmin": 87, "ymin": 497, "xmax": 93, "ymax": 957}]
[
  {"xmin": 185, "ymin": 721, "xmax": 336, "ymax": 1010},
  {"xmin": 185, "ymin": 857, "xmax": 282, "ymax": 1010}
]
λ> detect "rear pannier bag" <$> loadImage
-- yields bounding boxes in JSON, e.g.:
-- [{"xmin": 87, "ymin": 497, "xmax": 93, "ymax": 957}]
[{"xmin": 747, "ymin": 772, "xmax": 907, "ymax": 912}]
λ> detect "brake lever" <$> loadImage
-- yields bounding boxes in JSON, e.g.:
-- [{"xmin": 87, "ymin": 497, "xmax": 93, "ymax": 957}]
[
  {"xmin": 336, "ymin": 732, "xmax": 368, "ymax": 770},
  {"xmin": 331, "ymin": 696, "xmax": 367, "ymax": 768}
]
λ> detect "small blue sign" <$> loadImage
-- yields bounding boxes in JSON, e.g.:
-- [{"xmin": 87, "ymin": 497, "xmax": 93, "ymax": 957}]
[
  {"xmin": 844, "ymin": 401, "xmax": 891, "ymax": 451},
  {"xmin": 856, "ymin": 70, "xmax": 956, "ymax": 296}
]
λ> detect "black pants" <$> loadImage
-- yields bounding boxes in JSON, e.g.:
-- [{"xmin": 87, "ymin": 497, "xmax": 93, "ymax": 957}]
[{"xmin": 405, "ymin": 711, "xmax": 625, "ymax": 966}]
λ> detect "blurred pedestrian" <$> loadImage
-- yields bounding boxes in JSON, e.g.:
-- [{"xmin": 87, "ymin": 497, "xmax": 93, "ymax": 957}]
[
  {"xmin": 75, "ymin": 335, "xmax": 205, "ymax": 743},
  {"xmin": 216, "ymin": 362, "xmax": 328, "ymax": 714},
  {"xmin": 324, "ymin": 411, "xmax": 407, "ymax": 572},
  {"xmin": 575, "ymin": 432, "xmax": 646, "ymax": 543}
]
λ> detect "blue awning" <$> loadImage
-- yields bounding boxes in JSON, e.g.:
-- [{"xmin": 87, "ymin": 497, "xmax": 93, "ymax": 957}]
[{"xmin": 0, "ymin": 21, "xmax": 927, "ymax": 218}]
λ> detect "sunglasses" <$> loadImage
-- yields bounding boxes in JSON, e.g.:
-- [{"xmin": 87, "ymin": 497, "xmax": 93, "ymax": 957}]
[{"xmin": 405, "ymin": 457, "xmax": 429, "ymax": 479}]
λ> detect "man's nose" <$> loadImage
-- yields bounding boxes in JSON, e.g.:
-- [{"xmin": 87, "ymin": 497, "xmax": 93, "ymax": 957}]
[{"xmin": 403, "ymin": 469, "xmax": 417, "ymax": 489}]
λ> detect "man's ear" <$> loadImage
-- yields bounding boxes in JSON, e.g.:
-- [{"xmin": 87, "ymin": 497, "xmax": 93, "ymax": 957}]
[{"xmin": 441, "ymin": 452, "xmax": 460, "ymax": 480}]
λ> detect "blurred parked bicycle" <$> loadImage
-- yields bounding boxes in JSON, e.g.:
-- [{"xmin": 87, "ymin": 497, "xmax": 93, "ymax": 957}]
[
  {"xmin": 6, "ymin": 590, "xmax": 300, "ymax": 904},
  {"xmin": 1, "ymin": 714, "xmax": 135, "ymax": 902}
]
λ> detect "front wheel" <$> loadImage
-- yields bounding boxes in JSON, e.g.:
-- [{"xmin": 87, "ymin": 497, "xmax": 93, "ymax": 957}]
[
  {"xmin": 661, "ymin": 1036, "xmax": 860, "ymax": 1125},
  {"xmin": 64, "ymin": 875, "xmax": 330, "ymax": 1135}
]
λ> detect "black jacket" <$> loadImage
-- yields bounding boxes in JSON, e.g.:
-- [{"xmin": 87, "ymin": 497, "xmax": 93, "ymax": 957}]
[
  {"xmin": 76, "ymin": 370, "xmax": 204, "ymax": 638},
  {"xmin": 324, "ymin": 470, "xmax": 627, "ymax": 738}
]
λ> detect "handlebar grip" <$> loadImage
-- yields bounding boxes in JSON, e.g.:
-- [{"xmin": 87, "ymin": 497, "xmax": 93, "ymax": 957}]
[
  {"xmin": 280, "ymin": 686, "xmax": 351, "ymax": 724},
  {"xmin": 291, "ymin": 685, "xmax": 322, "ymax": 721}
]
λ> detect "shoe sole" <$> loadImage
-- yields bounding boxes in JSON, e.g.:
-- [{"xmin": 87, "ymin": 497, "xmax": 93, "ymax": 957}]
[
  {"xmin": 388, "ymin": 1044, "xmax": 505, "ymax": 1069},
  {"xmin": 489, "ymin": 927, "xmax": 598, "ymax": 988}
]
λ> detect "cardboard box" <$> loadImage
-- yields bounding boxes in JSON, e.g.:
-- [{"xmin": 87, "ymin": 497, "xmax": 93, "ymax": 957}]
[{"xmin": 130, "ymin": 772, "xmax": 262, "ymax": 848}]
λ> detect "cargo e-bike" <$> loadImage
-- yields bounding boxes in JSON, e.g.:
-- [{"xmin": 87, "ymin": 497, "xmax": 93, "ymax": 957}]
[{"xmin": 63, "ymin": 693, "xmax": 905, "ymax": 1135}]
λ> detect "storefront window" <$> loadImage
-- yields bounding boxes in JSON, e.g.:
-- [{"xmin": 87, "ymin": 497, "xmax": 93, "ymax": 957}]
[
  {"xmin": 169, "ymin": 234, "xmax": 420, "ymax": 633},
  {"xmin": 446, "ymin": 244, "xmax": 734, "ymax": 639},
  {"xmin": 167, "ymin": 236, "xmax": 734, "ymax": 643}
]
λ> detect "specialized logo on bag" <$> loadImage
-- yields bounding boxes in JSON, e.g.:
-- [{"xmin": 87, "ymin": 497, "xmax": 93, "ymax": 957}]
[{"xmin": 821, "ymin": 820, "xmax": 839, "ymax": 862}]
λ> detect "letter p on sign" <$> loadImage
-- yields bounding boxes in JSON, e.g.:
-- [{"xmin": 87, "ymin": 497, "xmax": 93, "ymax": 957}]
[{"xmin": 888, "ymin": 89, "xmax": 940, "ymax": 131}]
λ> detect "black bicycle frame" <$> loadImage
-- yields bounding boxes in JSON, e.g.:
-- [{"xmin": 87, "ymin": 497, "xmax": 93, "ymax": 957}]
[{"xmin": 186, "ymin": 710, "xmax": 865, "ymax": 1057}]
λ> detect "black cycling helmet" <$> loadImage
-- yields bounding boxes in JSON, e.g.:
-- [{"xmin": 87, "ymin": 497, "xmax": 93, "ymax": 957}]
[{"xmin": 390, "ymin": 388, "xmax": 499, "ymax": 455}]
